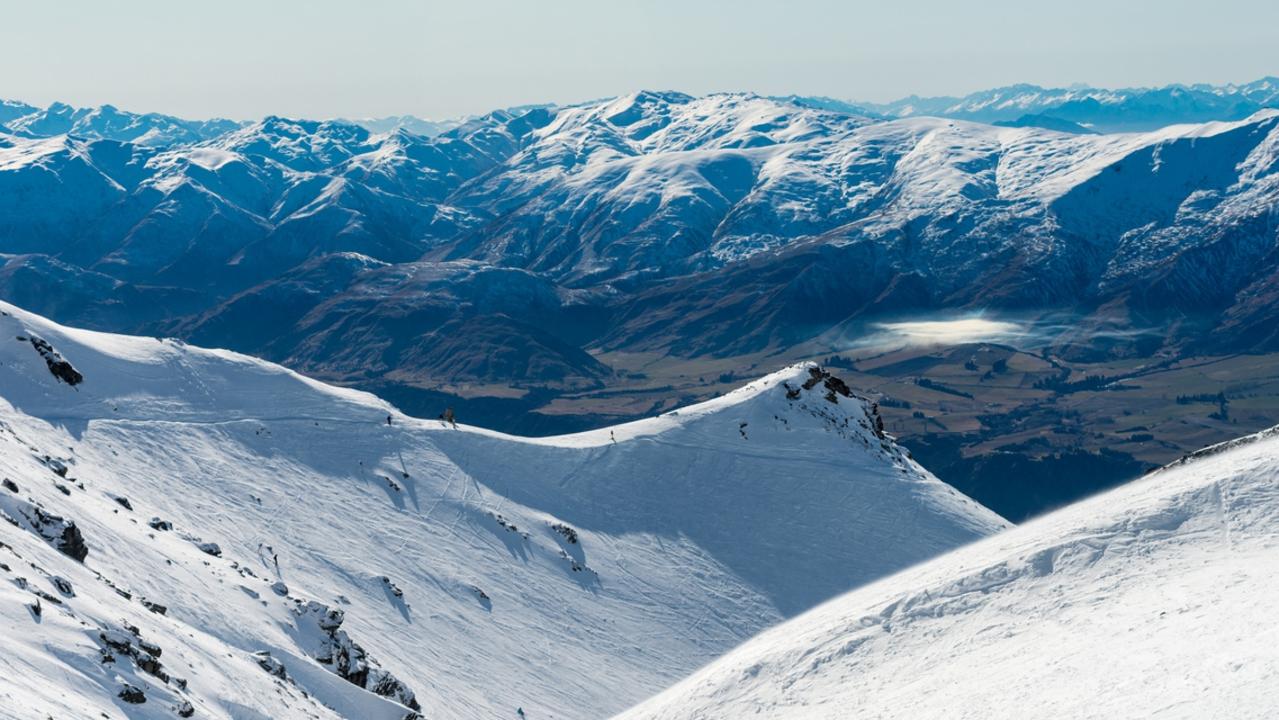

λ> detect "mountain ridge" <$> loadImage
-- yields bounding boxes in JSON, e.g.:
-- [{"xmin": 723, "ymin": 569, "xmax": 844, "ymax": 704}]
[
  {"xmin": 0, "ymin": 300, "xmax": 1005, "ymax": 718},
  {"xmin": 1, "ymin": 87, "xmax": 1278, "ymax": 490}
]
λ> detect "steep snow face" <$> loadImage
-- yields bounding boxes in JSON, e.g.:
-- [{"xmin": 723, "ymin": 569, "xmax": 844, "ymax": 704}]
[
  {"xmin": 618, "ymin": 427, "xmax": 1279, "ymax": 720},
  {"xmin": 0, "ymin": 302, "xmax": 1005, "ymax": 719}
]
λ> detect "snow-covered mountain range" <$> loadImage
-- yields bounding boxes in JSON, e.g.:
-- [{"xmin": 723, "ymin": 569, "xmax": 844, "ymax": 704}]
[
  {"xmin": 850, "ymin": 77, "xmax": 1279, "ymax": 131},
  {"xmin": 2, "ymin": 86, "xmax": 1278, "ymax": 413},
  {"xmin": 0, "ymin": 101, "xmax": 240, "ymax": 147},
  {"xmin": 620, "ymin": 423, "xmax": 1279, "ymax": 719},
  {"xmin": 0, "ymin": 302, "xmax": 1004, "ymax": 718}
]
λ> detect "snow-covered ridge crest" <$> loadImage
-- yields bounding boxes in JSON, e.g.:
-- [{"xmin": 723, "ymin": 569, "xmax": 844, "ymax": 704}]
[
  {"xmin": 617, "ymin": 420, "xmax": 1279, "ymax": 719},
  {"xmin": 0, "ymin": 299, "xmax": 907, "ymax": 464},
  {"xmin": 3, "ymin": 299, "xmax": 888, "ymax": 453},
  {"xmin": 0, "ymin": 302, "xmax": 1005, "ymax": 718}
]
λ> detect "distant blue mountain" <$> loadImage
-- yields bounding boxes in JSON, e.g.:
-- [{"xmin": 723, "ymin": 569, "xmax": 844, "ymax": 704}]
[
  {"xmin": 993, "ymin": 113, "xmax": 1098, "ymax": 134},
  {"xmin": 853, "ymin": 77, "xmax": 1279, "ymax": 131},
  {"xmin": 1, "ymin": 85, "xmax": 1278, "ymax": 414}
]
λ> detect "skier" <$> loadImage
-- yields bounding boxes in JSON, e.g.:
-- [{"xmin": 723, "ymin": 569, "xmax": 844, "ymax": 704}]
[
  {"xmin": 386, "ymin": 414, "xmax": 393, "ymax": 426},
  {"xmin": 441, "ymin": 407, "xmax": 457, "ymax": 429}
]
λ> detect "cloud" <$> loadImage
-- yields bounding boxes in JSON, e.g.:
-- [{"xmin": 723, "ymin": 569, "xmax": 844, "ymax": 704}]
[{"xmin": 854, "ymin": 317, "xmax": 1030, "ymax": 350}]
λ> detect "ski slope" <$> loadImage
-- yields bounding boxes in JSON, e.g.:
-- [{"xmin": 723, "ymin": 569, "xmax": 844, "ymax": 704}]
[
  {"xmin": 618, "ymin": 427, "xmax": 1279, "ymax": 720},
  {"xmin": 0, "ymin": 301, "xmax": 1005, "ymax": 719}
]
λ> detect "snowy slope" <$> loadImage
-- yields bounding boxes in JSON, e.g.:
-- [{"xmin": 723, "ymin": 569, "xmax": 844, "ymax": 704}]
[
  {"xmin": 0, "ymin": 302, "xmax": 1005, "ymax": 719},
  {"xmin": 618, "ymin": 427, "xmax": 1279, "ymax": 720}
]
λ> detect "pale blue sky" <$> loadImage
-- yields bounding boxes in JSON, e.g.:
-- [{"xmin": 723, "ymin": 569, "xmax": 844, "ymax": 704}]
[{"xmin": 3, "ymin": 0, "xmax": 1276, "ymax": 120}]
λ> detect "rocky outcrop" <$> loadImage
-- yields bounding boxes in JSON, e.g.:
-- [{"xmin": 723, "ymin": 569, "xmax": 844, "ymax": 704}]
[
  {"xmin": 18, "ymin": 335, "xmax": 82, "ymax": 386},
  {"xmin": 98, "ymin": 623, "xmax": 172, "ymax": 685},
  {"xmin": 117, "ymin": 684, "xmax": 146, "ymax": 704},
  {"xmin": 1, "ymin": 495, "xmax": 89, "ymax": 561},
  {"xmin": 550, "ymin": 522, "xmax": 579, "ymax": 545},
  {"xmin": 785, "ymin": 366, "xmax": 891, "ymax": 443},
  {"xmin": 292, "ymin": 600, "xmax": 421, "ymax": 713}
]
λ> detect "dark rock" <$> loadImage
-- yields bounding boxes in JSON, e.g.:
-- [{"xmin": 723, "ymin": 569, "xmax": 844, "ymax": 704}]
[
  {"xmin": 112, "ymin": 496, "xmax": 133, "ymax": 511},
  {"xmin": 176, "ymin": 700, "xmax": 195, "ymax": 717},
  {"xmin": 254, "ymin": 650, "xmax": 288, "ymax": 679},
  {"xmin": 34, "ymin": 589, "xmax": 61, "ymax": 605},
  {"xmin": 58, "ymin": 522, "xmax": 89, "ymax": 562},
  {"xmin": 380, "ymin": 576, "xmax": 404, "ymax": 598},
  {"xmin": 50, "ymin": 576, "xmax": 74, "ymax": 597},
  {"xmin": 823, "ymin": 374, "xmax": 854, "ymax": 398},
  {"xmin": 293, "ymin": 600, "xmax": 420, "ymax": 711},
  {"xmin": 801, "ymin": 366, "xmax": 824, "ymax": 390},
  {"xmin": 489, "ymin": 512, "xmax": 525, "ymax": 536},
  {"xmin": 142, "ymin": 599, "xmax": 168, "ymax": 615},
  {"xmin": 99, "ymin": 629, "xmax": 134, "ymax": 653},
  {"xmin": 549, "ymin": 522, "xmax": 579, "ymax": 545},
  {"xmin": 197, "ymin": 542, "xmax": 222, "ymax": 557},
  {"xmin": 136, "ymin": 653, "xmax": 168, "ymax": 682},
  {"xmin": 2, "ymin": 479, "xmax": 17, "ymax": 493},
  {"xmin": 22, "ymin": 504, "xmax": 89, "ymax": 562},
  {"xmin": 118, "ymin": 684, "xmax": 146, "ymax": 704},
  {"xmin": 560, "ymin": 550, "xmax": 587, "ymax": 572},
  {"xmin": 24, "ymin": 335, "xmax": 83, "ymax": 386},
  {"xmin": 138, "ymin": 639, "xmax": 162, "ymax": 658},
  {"xmin": 148, "ymin": 517, "xmax": 173, "ymax": 531}
]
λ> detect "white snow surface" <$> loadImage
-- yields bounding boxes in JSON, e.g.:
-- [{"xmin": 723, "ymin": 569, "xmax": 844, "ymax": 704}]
[
  {"xmin": 0, "ymin": 302, "xmax": 1005, "ymax": 719},
  {"xmin": 618, "ymin": 427, "xmax": 1279, "ymax": 720}
]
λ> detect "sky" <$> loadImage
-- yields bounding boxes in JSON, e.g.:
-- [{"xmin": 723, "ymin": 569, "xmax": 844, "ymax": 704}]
[{"xmin": 2, "ymin": 0, "xmax": 1276, "ymax": 120}]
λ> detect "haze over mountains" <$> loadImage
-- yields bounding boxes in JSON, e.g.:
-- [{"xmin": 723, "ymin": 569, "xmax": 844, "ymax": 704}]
[
  {"xmin": 6, "ymin": 77, "xmax": 1278, "ymax": 142},
  {"xmin": 847, "ymin": 76, "xmax": 1279, "ymax": 131}
]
